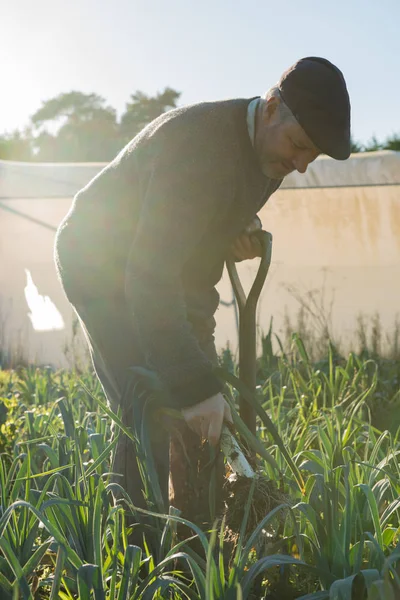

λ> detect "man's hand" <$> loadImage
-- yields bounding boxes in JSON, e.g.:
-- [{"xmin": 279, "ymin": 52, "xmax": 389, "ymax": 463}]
[
  {"xmin": 230, "ymin": 216, "xmax": 263, "ymax": 261},
  {"xmin": 182, "ymin": 392, "xmax": 233, "ymax": 446}
]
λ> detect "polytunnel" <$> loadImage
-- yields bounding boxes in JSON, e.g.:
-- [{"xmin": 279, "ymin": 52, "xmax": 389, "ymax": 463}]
[{"xmin": 1, "ymin": 151, "xmax": 399, "ymax": 367}]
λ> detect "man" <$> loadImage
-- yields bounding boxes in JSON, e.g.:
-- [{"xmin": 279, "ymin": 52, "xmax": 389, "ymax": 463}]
[{"xmin": 54, "ymin": 57, "xmax": 351, "ymax": 520}]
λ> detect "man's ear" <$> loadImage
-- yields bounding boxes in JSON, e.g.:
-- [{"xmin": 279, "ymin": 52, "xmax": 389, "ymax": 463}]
[{"xmin": 262, "ymin": 96, "xmax": 279, "ymax": 125}]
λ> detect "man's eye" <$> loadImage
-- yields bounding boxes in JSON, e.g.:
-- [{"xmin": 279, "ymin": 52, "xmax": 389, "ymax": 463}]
[{"xmin": 293, "ymin": 140, "xmax": 307, "ymax": 151}]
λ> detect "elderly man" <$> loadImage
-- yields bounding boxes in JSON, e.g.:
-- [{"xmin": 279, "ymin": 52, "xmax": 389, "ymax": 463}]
[{"xmin": 54, "ymin": 56, "xmax": 351, "ymax": 522}]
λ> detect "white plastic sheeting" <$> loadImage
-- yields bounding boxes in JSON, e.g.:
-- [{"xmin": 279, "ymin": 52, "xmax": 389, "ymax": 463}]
[
  {"xmin": 1, "ymin": 151, "xmax": 399, "ymax": 367},
  {"xmin": 0, "ymin": 160, "xmax": 105, "ymax": 199}
]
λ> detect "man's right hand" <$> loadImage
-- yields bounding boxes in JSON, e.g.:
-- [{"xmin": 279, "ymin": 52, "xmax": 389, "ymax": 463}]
[
  {"xmin": 182, "ymin": 392, "xmax": 233, "ymax": 446},
  {"xmin": 230, "ymin": 216, "xmax": 263, "ymax": 261}
]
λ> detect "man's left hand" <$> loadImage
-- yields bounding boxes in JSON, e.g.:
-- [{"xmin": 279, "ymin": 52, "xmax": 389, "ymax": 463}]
[{"xmin": 230, "ymin": 217, "xmax": 263, "ymax": 261}]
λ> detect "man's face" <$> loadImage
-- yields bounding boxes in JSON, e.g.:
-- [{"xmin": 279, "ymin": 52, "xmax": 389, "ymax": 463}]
[{"xmin": 255, "ymin": 98, "xmax": 320, "ymax": 179}]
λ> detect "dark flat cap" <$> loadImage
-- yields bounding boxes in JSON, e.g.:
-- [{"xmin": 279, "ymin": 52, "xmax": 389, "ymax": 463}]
[{"xmin": 278, "ymin": 57, "xmax": 351, "ymax": 160}]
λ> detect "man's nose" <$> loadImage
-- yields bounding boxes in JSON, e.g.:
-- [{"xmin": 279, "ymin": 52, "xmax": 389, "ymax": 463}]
[{"xmin": 293, "ymin": 156, "xmax": 309, "ymax": 174}]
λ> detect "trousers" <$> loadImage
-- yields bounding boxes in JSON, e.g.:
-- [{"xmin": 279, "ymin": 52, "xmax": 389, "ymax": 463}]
[{"xmin": 64, "ymin": 290, "xmax": 223, "ymax": 529}]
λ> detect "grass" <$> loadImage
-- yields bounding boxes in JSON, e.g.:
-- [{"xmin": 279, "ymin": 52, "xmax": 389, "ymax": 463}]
[{"xmin": 0, "ymin": 332, "xmax": 399, "ymax": 599}]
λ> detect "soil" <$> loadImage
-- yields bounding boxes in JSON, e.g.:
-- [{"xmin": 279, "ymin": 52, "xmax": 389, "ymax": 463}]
[{"xmin": 222, "ymin": 475, "xmax": 290, "ymax": 539}]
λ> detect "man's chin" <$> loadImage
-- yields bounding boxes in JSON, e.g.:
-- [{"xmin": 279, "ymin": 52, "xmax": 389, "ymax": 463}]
[{"xmin": 262, "ymin": 163, "xmax": 289, "ymax": 179}]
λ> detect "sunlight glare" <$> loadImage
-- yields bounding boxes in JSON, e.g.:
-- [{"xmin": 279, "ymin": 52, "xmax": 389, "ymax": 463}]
[{"xmin": 24, "ymin": 269, "xmax": 65, "ymax": 331}]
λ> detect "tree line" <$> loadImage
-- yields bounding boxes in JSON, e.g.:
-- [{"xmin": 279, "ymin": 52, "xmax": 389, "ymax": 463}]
[
  {"xmin": 0, "ymin": 87, "xmax": 399, "ymax": 162},
  {"xmin": 0, "ymin": 88, "xmax": 180, "ymax": 162}
]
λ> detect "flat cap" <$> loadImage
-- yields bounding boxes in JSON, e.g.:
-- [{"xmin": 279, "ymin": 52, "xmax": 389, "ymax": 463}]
[{"xmin": 278, "ymin": 57, "xmax": 351, "ymax": 160}]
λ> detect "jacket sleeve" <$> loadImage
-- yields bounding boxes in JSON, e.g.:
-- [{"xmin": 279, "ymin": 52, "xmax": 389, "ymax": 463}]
[{"xmin": 124, "ymin": 135, "xmax": 236, "ymax": 408}]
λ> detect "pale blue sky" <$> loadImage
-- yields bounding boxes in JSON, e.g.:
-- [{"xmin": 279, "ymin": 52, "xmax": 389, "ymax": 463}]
[{"xmin": 2, "ymin": 0, "xmax": 399, "ymax": 146}]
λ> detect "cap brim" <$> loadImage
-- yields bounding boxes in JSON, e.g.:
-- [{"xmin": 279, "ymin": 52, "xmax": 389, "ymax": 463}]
[
  {"xmin": 324, "ymin": 140, "xmax": 351, "ymax": 160},
  {"xmin": 315, "ymin": 125, "xmax": 351, "ymax": 160}
]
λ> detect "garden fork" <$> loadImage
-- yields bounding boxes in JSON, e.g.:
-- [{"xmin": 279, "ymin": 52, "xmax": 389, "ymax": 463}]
[{"xmin": 226, "ymin": 230, "xmax": 273, "ymax": 436}]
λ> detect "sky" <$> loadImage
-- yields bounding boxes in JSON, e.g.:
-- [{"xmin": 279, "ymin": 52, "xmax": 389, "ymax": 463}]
[{"xmin": 1, "ymin": 0, "xmax": 399, "ymax": 147}]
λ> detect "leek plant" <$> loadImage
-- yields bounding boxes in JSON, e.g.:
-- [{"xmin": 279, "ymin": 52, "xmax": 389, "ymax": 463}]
[{"xmin": 0, "ymin": 334, "xmax": 398, "ymax": 599}]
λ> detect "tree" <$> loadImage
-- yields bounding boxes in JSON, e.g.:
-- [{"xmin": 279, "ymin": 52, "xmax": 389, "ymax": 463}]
[
  {"xmin": 0, "ymin": 129, "xmax": 33, "ymax": 161},
  {"xmin": 30, "ymin": 91, "xmax": 120, "ymax": 162},
  {"xmin": 350, "ymin": 136, "xmax": 362, "ymax": 153},
  {"xmin": 4, "ymin": 86, "xmax": 395, "ymax": 161},
  {"xmin": 363, "ymin": 135, "xmax": 382, "ymax": 152},
  {"xmin": 383, "ymin": 133, "xmax": 400, "ymax": 151},
  {"xmin": 120, "ymin": 87, "xmax": 180, "ymax": 143}
]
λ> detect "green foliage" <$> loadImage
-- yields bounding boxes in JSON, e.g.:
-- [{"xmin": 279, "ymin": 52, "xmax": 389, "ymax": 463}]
[
  {"xmin": 363, "ymin": 136, "xmax": 382, "ymax": 153},
  {"xmin": 31, "ymin": 92, "xmax": 112, "ymax": 127},
  {"xmin": 0, "ymin": 129, "xmax": 34, "ymax": 161},
  {"xmin": 1, "ymin": 83, "xmax": 399, "ymax": 163},
  {"xmin": 0, "ymin": 87, "xmax": 180, "ymax": 163},
  {"xmin": 259, "ymin": 316, "xmax": 400, "ymax": 437},
  {"xmin": 0, "ymin": 336, "xmax": 398, "ymax": 598},
  {"xmin": 351, "ymin": 131, "xmax": 400, "ymax": 153},
  {"xmin": 350, "ymin": 137, "xmax": 362, "ymax": 154},
  {"xmin": 30, "ymin": 91, "xmax": 120, "ymax": 162},
  {"xmin": 2, "ymin": 85, "xmax": 398, "ymax": 162},
  {"xmin": 383, "ymin": 133, "xmax": 400, "ymax": 151},
  {"xmin": 120, "ymin": 87, "xmax": 181, "ymax": 143}
]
